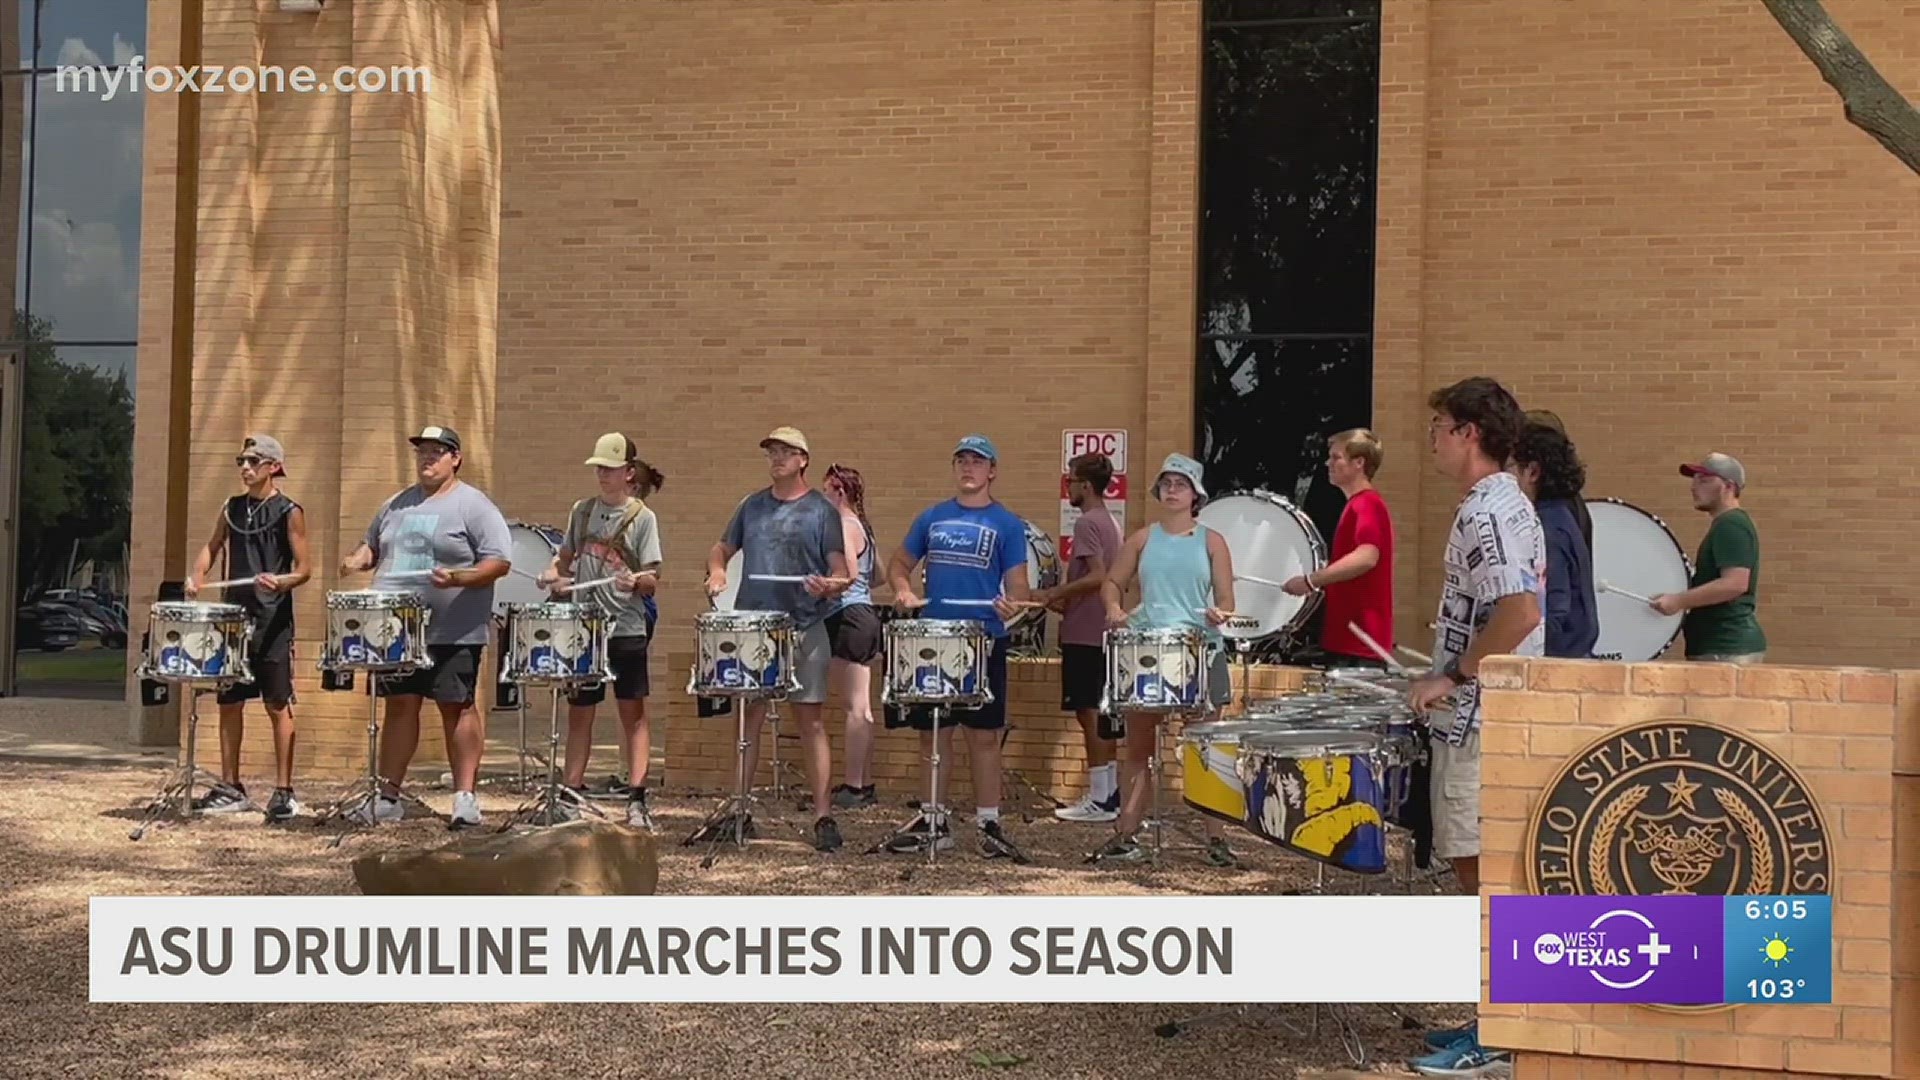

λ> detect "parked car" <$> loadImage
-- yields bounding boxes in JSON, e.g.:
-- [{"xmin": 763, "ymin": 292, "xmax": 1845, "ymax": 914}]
[{"xmin": 18, "ymin": 602, "xmax": 83, "ymax": 652}]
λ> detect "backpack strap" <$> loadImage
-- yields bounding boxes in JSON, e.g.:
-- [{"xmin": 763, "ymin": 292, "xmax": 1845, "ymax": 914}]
[{"xmin": 581, "ymin": 497, "xmax": 650, "ymax": 569}]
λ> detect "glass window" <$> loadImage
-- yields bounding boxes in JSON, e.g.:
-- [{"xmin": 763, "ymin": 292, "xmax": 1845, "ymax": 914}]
[
  {"xmin": 35, "ymin": 0, "xmax": 147, "ymax": 69},
  {"xmin": 25, "ymin": 69, "xmax": 142, "ymax": 342},
  {"xmin": 10, "ymin": 0, "xmax": 33, "ymax": 72},
  {"xmin": 3, "ymin": 72, "xmax": 25, "ymax": 340}
]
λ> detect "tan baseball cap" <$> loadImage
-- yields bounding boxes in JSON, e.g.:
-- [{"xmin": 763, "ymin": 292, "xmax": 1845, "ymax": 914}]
[
  {"xmin": 759, "ymin": 426, "xmax": 810, "ymax": 455},
  {"xmin": 585, "ymin": 433, "xmax": 634, "ymax": 468}
]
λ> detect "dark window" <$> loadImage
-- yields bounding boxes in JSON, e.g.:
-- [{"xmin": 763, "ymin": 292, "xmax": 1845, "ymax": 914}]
[
  {"xmin": 1196, "ymin": 1, "xmax": 1380, "ymax": 655},
  {"xmin": 24, "ymin": 70, "xmax": 143, "ymax": 342}
]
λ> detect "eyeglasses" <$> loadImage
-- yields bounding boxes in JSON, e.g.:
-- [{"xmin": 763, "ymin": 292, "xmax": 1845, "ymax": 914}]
[
  {"xmin": 412, "ymin": 444, "xmax": 450, "ymax": 459},
  {"xmin": 764, "ymin": 445, "xmax": 802, "ymax": 460},
  {"xmin": 1427, "ymin": 416, "xmax": 1468, "ymax": 436},
  {"xmin": 235, "ymin": 455, "xmax": 265, "ymax": 468}
]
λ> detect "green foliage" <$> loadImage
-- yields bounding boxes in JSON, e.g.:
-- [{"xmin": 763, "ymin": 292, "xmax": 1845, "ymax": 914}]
[{"xmin": 11, "ymin": 311, "xmax": 134, "ymax": 594}]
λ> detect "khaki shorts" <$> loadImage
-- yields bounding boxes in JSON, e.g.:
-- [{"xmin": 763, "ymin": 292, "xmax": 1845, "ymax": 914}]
[{"xmin": 1430, "ymin": 728, "xmax": 1481, "ymax": 860}]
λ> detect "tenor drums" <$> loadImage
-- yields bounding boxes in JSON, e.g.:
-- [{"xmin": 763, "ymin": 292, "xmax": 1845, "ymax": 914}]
[
  {"xmin": 495, "ymin": 521, "xmax": 565, "ymax": 616},
  {"xmin": 1103, "ymin": 627, "xmax": 1209, "ymax": 713},
  {"xmin": 1197, "ymin": 491, "xmax": 1327, "ymax": 646},
  {"xmin": 503, "ymin": 602, "xmax": 610, "ymax": 685},
  {"xmin": 1005, "ymin": 520, "xmax": 1060, "ymax": 655},
  {"xmin": 320, "ymin": 590, "xmax": 432, "ymax": 672},
  {"xmin": 691, "ymin": 610, "xmax": 796, "ymax": 698},
  {"xmin": 138, "ymin": 602, "xmax": 253, "ymax": 684},
  {"xmin": 1587, "ymin": 498, "xmax": 1692, "ymax": 661},
  {"xmin": 1179, "ymin": 717, "xmax": 1286, "ymax": 826},
  {"xmin": 882, "ymin": 619, "xmax": 993, "ymax": 708},
  {"xmin": 1239, "ymin": 728, "xmax": 1393, "ymax": 874}
]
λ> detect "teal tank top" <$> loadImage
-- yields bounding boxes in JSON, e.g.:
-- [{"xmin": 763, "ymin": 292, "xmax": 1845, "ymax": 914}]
[
  {"xmin": 1130, "ymin": 523, "xmax": 1220, "ymax": 644},
  {"xmin": 832, "ymin": 519, "xmax": 876, "ymax": 612}
]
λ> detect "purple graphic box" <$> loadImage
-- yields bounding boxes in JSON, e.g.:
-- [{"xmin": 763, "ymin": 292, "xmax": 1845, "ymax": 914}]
[{"xmin": 1490, "ymin": 896, "xmax": 1725, "ymax": 1004}]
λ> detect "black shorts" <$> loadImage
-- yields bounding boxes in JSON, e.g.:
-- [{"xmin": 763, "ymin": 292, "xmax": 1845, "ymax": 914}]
[
  {"xmin": 826, "ymin": 603, "xmax": 883, "ymax": 663},
  {"xmin": 568, "ymin": 636, "xmax": 651, "ymax": 706},
  {"xmin": 215, "ymin": 634, "xmax": 296, "ymax": 707},
  {"xmin": 376, "ymin": 644, "xmax": 483, "ymax": 705},
  {"xmin": 887, "ymin": 636, "xmax": 1010, "ymax": 732},
  {"xmin": 1059, "ymin": 643, "xmax": 1106, "ymax": 712}
]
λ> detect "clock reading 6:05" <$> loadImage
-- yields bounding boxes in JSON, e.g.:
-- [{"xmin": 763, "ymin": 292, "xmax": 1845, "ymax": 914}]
[{"xmin": 1745, "ymin": 899, "xmax": 1810, "ymax": 920}]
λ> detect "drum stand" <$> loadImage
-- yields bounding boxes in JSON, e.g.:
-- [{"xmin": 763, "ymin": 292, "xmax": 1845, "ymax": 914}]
[
  {"xmin": 685, "ymin": 694, "xmax": 762, "ymax": 868},
  {"xmin": 310, "ymin": 670, "xmax": 443, "ymax": 846},
  {"xmin": 869, "ymin": 705, "xmax": 949, "ymax": 866},
  {"xmin": 501, "ymin": 684, "xmax": 603, "ymax": 830},
  {"xmin": 1139, "ymin": 711, "xmax": 1218, "ymax": 865},
  {"xmin": 129, "ymin": 684, "xmax": 231, "ymax": 841}
]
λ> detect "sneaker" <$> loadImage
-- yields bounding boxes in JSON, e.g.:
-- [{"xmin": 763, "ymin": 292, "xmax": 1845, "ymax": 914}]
[
  {"xmin": 884, "ymin": 813, "xmax": 954, "ymax": 854},
  {"xmin": 978, "ymin": 820, "xmax": 1030, "ymax": 863},
  {"xmin": 1086, "ymin": 834, "xmax": 1147, "ymax": 866},
  {"xmin": 449, "ymin": 790, "xmax": 483, "ymax": 830},
  {"xmin": 814, "ymin": 816, "xmax": 844, "ymax": 852},
  {"xmin": 1410, "ymin": 1040, "xmax": 1511, "ymax": 1077},
  {"xmin": 351, "ymin": 794, "xmax": 404, "ymax": 825},
  {"xmin": 1204, "ymin": 837, "xmax": 1238, "ymax": 868},
  {"xmin": 1054, "ymin": 792, "xmax": 1119, "ymax": 823},
  {"xmin": 1424, "ymin": 1024, "xmax": 1477, "ymax": 1050},
  {"xmin": 263, "ymin": 788, "xmax": 300, "ymax": 823},
  {"xmin": 831, "ymin": 784, "xmax": 877, "ymax": 809},
  {"xmin": 596, "ymin": 774, "xmax": 633, "ymax": 801},
  {"xmin": 625, "ymin": 789, "xmax": 656, "ymax": 832},
  {"xmin": 192, "ymin": 783, "xmax": 249, "ymax": 815}
]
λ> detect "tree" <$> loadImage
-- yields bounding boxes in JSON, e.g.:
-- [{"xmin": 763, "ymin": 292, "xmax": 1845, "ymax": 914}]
[
  {"xmin": 1761, "ymin": 0, "xmax": 1920, "ymax": 175},
  {"xmin": 11, "ymin": 311, "xmax": 134, "ymax": 595}
]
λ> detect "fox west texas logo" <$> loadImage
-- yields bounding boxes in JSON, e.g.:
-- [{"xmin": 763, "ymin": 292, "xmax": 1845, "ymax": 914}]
[{"xmin": 1529, "ymin": 719, "xmax": 1830, "ymax": 897}]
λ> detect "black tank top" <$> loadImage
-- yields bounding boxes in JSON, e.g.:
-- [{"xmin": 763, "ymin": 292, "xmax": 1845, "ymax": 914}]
[{"xmin": 223, "ymin": 493, "xmax": 298, "ymax": 640}]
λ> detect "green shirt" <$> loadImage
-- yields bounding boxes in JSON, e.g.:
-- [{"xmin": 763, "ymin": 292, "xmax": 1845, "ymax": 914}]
[{"xmin": 1682, "ymin": 508, "xmax": 1766, "ymax": 657}]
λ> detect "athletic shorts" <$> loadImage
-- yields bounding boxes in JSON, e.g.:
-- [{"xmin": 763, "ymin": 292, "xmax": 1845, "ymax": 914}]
[
  {"xmin": 826, "ymin": 604, "xmax": 883, "ymax": 664},
  {"xmin": 1430, "ymin": 728, "xmax": 1482, "ymax": 860},
  {"xmin": 215, "ymin": 634, "xmax": 296, "ymax": 707},
  {"xmin": 568, "ymin": 636, "xmax": 650, "ymax": 706},
  {"xmin": 376, "ymin": 644, "xmax": 483, "ymax": 706},
  {"xmin": 889, "ymin": 636, "xmax": 1010, "ymax": 732},
  {"xmin": 1059, "ymin": 643, "xmax": 1106, "ymax": 712}
]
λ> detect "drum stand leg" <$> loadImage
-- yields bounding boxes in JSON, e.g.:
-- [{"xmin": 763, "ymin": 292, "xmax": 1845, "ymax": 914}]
[
  {"xmin": 502, "ymin": 685, "xmax": 601, "ymax": 830},
  {"xmin": 870, "ymin": 705, "xmax": 945, "ymax": 866},
  {"xmin": 685, "ymin": 696, "xmax": 758, "ymax": 867},
  {"xmin": 311, "ymin": 673, "xmax": 443, "ymax": 846},
  {"xmin": 129, "ymin": 688, "xmax": 226, "ymax": 841}
]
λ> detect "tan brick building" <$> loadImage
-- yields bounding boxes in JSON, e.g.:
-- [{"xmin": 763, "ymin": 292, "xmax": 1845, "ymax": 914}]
[{"xmin": 121, "ymin": 0, "xmax": 1919, "ymax": 780}]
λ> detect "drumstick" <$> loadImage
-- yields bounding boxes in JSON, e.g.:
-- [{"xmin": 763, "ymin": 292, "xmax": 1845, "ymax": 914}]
[
  {"xmin": 198, "ymin": 577, "xmax": 260, "ymax": 591},
  {"xmin": 1347, "ymin": 621, "xmax": 1415, "ymax": 674},
  {"xmin": 1234, "ymin": 573, "xmax": 1289, "ymax": 590},
  {"xmin": 557, "ymin": 576, "xmax": 619, "ymax": 592},
  {"xmin": 946, "ymin": 598, "xmax": 1043, "ymax": 608},
  {"xmin": 1327, "ymin": 669, "xmax": 1403, "ymax": 699},
  {"xmin": 748, "ymin": 574, "xmax": 851, "ymax": 584},
  {"xmin": 1396, "ymin": 645, "xmax": 1434, "ymax": 665},
  {"xmin": 1598, "ymin": 578, "xmax": 1656, "ymax": 605}
]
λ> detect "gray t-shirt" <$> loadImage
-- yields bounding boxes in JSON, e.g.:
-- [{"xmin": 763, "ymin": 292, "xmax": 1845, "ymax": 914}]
[
  {"xmin": 365, "ymin": 482, "xmax": 513, "ymax": 645},
  {"xmin": 566, "ymin": 496, "xmax": 662, "ymax": 638},
  {"xmin": 722, "ymin": 488, "xmax": 845, "ymax": 630}
]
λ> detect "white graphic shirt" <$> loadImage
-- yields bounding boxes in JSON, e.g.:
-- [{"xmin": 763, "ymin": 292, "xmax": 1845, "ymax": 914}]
[{"xmin": 1431, "ymin": 471, "xmax": 1546, "ymax": 745}]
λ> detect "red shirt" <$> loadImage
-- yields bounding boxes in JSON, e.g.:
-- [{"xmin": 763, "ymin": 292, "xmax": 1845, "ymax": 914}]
[{"xmin": 1321, "ymin": 488, "xmax": 1395, "ymax": 659}]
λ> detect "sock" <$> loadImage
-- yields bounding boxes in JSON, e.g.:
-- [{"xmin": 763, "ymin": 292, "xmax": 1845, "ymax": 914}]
[
  {"xmin": 629, "ymin": 786, "xmax": 648, "ymax": 804},
  {"xmin": 977, "ymin": 807, "xmax": 999, "ymax": 825},
  {"xmin": 1091, "ymin": 765, "xmax": 1117, "ymax": 802}
]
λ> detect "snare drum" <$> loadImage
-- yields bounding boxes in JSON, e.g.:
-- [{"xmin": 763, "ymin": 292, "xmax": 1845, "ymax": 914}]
[
  {"xmin": 882, "ymin": 619, "xmax": 993, "ymax": 708},
  {"xmin": 1103, "ymin": 627, "xmax": 1208, "ymax": 713},
  {"xmin": 320, "ymin": 590, "xmax": 432, "ymax": 672},
  {"xmin": 1239, "ymin": 728, "xmax": 1392, "ymax": 874},
  {"xmin": 138, "ymin": 602, "xmax": 253, "ymax": 684},
  {"xmin": 690, "ymin": 610, "xmax": 796, "ymax": 698},
  {"xmin": 503, "ymin": 602, "xmax": 610, "ymax": 685},
  {"xmin": 1178, "ymin": 717, "xmax": 1285, "ymax": 826}
]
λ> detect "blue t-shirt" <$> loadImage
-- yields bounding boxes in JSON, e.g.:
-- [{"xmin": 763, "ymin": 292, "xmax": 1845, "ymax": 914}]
[{"xmin": 902, "ymin": 499, "xmax": 1028, "ymax": 638}]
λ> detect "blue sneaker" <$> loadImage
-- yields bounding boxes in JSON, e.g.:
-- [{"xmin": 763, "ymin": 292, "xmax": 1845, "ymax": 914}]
[
  {"xmin": 1410, "ymin": 1040, "xmax": 1510, "ymax": 1078},
  {"xmin": 1424, "ymin": 1023, "xmax": 1476, "ymax": 1049}
]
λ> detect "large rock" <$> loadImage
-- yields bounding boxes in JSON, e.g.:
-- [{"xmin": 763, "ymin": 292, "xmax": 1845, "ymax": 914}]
[{"xmin": 352, "ymin": 818, "xmax": 659, "ymax": 895}]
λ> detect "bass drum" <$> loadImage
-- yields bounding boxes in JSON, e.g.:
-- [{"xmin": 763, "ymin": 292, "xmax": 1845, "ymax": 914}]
[
  {"xmin": 496, "ymin": 521, "xmax": 564, "ymax": 617},
  {"xmin": 1006, "ymin": 519, "xmax": 1060, "ymax": 658},
  {"xmin": 1196, "ymin": 491, "xmax": 1327, "ymax": 652},
  {"xmin": 1587, "ymin": 498, "xmax": 1692, "ymax": 661}
]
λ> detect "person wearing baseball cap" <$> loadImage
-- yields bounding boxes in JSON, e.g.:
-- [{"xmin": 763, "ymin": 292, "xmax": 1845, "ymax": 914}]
[
  {"xmin": 882, "ymin": 433, "xmax": 1034, "ymax": 863},
  {"xmin": 338, "ymin": 423, "xmax": 514, "ymax": 829},
  {"xmin": 183, "ymin": 434, "xmax": 313, "ymax": 822},
  {"xmin": 1651, "ymin": 452, "xmax": 1765, "ymax": 663},
  {"xmin": 534, "ymin": 433, "xmax": 665, "ymax": 829},
  {"xmin": 703, "ymin": 425, "xmax": 853, "ymax": 853},
  {"xmin": 1087, "ymin": 452, "xmax": 1240, "ymax": 868}
]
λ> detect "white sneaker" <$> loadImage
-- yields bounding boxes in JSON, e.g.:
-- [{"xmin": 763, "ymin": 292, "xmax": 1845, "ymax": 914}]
[
  {"xmin": 449, "ymin": 790, "xmax": 482, "ymax": 829},
  {"xmin": 350, "ymin": 795, "xmax": 403, "ymax": 826},
  {"xmin": 1054, "ymin": 793, "xmax": 1120, "ymax": 823}
]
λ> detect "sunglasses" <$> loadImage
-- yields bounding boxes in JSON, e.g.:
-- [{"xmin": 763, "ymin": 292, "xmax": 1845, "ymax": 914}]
[{"xmin": 235, "ymin": 455, "xmax": 266, "ymax": 468}]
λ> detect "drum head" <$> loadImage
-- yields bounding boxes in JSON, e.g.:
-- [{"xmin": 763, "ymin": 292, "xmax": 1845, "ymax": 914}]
[
  {"xmin": 1244, "ymin": 728, "xmax": 1381, "ymax": 758},
  {"xmin": 496, "ymin": 522, "xmax": 564, "ymax": 615},
  {"xmin": 1196, "ymin": 492, "xmax": 1327, "ymax": 641},
  {"xmin": 711, "ymin": 550, "xmax": 746, "ymax": 611},
  {"xmin": 1587, "ymin": 498, "xmax": 1691, "ymax": 662},
  {"xmin": 1007, "ymin": 520, "xmax": 1059, "ymax": 632}
]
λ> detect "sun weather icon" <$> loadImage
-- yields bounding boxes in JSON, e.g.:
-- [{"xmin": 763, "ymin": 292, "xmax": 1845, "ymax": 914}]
[{"xmin": 1759, "ymin": 933, "xmax": 1793, "ymax": 968}]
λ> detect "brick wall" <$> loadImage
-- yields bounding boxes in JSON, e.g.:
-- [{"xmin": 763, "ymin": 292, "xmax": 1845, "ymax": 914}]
[
  {"xmin": 663, "ymin": 656, "xmax": 1309, "ymax": 804},
  {"xmin": 1475, "ymin": 656, "xmax": 1915, "ymax": 1079}
]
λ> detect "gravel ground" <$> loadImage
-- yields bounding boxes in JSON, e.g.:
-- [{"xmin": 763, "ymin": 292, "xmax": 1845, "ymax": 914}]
[{"xmin": 0, "ymin": 759, "xmax": 1466, "ymax": 1078}]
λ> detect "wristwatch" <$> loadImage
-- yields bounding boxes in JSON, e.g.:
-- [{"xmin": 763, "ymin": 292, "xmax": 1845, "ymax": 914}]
[{"xmin": 1443, "ymin": 660, "xmax": 1473, "ymax": 687}]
